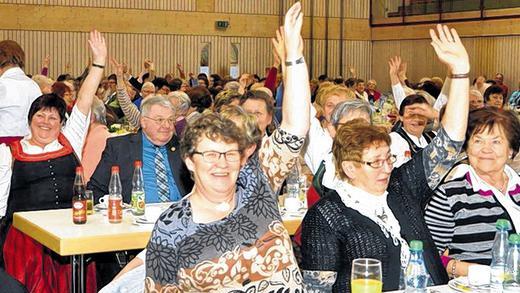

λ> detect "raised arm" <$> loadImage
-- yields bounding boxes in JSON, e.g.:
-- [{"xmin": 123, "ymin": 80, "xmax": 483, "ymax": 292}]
[
  {"xmin": 280, "ymin": 2, "xmax": 310, "ymax": 137},
  {"xmin": 389, "ymin": 56, "xmax": 406, "ymax": 109},
  {"xmin": 256, "ymin": 2, "xmax": 309, "ymax": 192},
  {"xmin": 63, "ymin": 30, "xmax": 107, "ymax": 159},
  {"xmin": 112, "ymin": 57, "xmax": 141, "ymax": 128},
  {"xmin": 431, "ymin": 24, "xmax": 469, "ymax": 141},
  {"xmin": 76, "ymin": 30, "xmax": 107, "ymax": 115},
  {"xmin": 417, "ymin": 25, "xmax": 469, "ymax": 191}
]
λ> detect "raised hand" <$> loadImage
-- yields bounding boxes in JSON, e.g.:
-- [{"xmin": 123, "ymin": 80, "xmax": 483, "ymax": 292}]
[
  {"xmin": 110, "ymin": 57, "xmax": 124, "ymax": 77},
  {"xmin": 88, "ymin": 30, "xmax": 107, "ymax": 66},
  {"xmin": 42, "ymin": 55, "xmax": 50, "ymax": 68},
  {"xmin": 430, "ymin": 24, "xmax": 469, "ymax": 74},
  {"xmin": 271, "ymin": 27, "xmax": 286, "ymax": 66},
  {"xmin": 398, "ymin": 60, "xmax": 407, "ymax": 81},
  {"xmin": 388, "ymin": 56, "xmax": 401, "ymax": 77},
  {"xmin": 283, "ymin": 2, "xmax": 303, "ymax": 59}
]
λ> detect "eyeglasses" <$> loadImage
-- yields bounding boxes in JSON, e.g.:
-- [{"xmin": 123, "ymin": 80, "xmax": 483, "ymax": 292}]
[
  {"xmin": 193, "ymin": 150, "xmax": 241, "ymax": 163},
  {"xmin": 354, "ymin": 154, "xmax": 397, "ymax": 169},
  {"xmin": 143, "ymin": 116, "xmax": 175, "ymax": 126}
]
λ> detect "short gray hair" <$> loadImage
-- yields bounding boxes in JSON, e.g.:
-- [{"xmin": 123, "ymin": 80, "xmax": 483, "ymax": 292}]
[
  {"xmin": 91, "ymin": 98, "xmax": 107, "ymax": 125},
  {"xmin": 141, "ymin": 95, "xmax": 175, "ymax": 117},
  {"xmin": 168, "ymin": 91, "xmax": 191, "ymax": 114},
  {"xmin": 330, "ymin": 99, "xmax": 372, "ymax": 126},
  {"xmin": 224, "ymin": 81, "xmax": 240, "ymax": 91}
]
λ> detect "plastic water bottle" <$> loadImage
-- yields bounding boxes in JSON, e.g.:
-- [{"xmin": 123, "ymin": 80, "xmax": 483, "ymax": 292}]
[
  {"xmin": 504, "ymin": 234, "xmax": 520, "ymax": 292},
  {"xmin": 131, "ymin": 160, "xmax": 145, "ymax": 216},
  {"xmin": 284, "ymin": 162, "xmax": 301, "ymax": 212},
  {"xmin": 405, "ymin": 240, "xmax": 429, "ymax": 293},
  {"xmin": 490, "ymin": 219, "xmax": 511, "ymax": 289}
]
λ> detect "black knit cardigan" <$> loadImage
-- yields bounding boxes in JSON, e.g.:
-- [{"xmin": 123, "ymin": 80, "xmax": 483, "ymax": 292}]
[{"xmin": 300, "ymin": 149, "xmax": 449, "ymax": 292}]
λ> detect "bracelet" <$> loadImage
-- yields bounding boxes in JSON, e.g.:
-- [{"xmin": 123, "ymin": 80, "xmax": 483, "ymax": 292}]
[
  {"xmin": 92, "ymin": 63, "xmax": 105, "ymax": 69},
  {"xmin": 285, "ymin": 57, "xmax": 305, "ymax": 67},
  {"xmin": 449, "ymin": 73, "xmax": 469, "ymax": 79},
  {"xmin": 450, "ymin": 259, "xmax": 459, "ymax": 279}
]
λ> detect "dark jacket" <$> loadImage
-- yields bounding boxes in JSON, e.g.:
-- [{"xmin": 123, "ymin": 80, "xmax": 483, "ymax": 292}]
[
  {"xmin": 87, "ymin": 131, "xmax": 193, "ymax": 203},
  {"xmin": 301, "ymin": 148, "xmax": 449, "ymax": 292}
]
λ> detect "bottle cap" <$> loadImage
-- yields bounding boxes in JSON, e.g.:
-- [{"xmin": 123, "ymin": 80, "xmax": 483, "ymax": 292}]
[
  {"xmin": 111, "ymin": 166, "xmax": 120, "ymax": 173},
  {"xmin": 134, "ymin": 160, "xmax": 142, "ymax": 167},
  {"xmin": 75, "ymin": 166, "xmax": 83, "ymax": 173},
  {"xmin": 409, "ymin": 240, "xmax": 423, "ymax": 251},
  {"xmin": 496, "ymin": 219, "xmax": 511, "ymax": 230},
  {"xmin": 509, "ymin": 234, "xmax": 520, "ymax": 245}
]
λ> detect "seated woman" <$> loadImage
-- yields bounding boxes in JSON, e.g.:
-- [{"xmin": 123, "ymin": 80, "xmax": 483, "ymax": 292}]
[
  {"xmin": 104, "ymin": 4, "xmax": 310, "ymax": 292},
  {"xmin": 425, "ymin": 107, "xmax": 520, "ymax": 277},
  {"xmin": 0, "ymin": 30, "xmax": 106, "ymax": 293},
  {"xmin": 300, "ymin": 24, "xmax": 470, "ymax": 292}
]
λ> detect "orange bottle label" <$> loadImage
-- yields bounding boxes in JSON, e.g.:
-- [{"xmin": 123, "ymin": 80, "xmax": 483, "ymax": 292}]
[
  {"xmin": 108, "ymin": 198, "xmax": 123, "ymax": 223},
  {"xmin": 72, "ymin": 200, "xmax": 87, "ymax": 223}
]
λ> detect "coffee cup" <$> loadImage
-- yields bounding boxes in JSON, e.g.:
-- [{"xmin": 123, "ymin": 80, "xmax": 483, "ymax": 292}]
[{"xmin": 98, "ymin": 194, "xmax": 110, "ymax": 208}]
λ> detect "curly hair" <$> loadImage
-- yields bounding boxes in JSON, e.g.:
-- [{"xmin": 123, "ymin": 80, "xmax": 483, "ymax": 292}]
[
  {"xmin": 220, "ymin": 105, "xmax": 262, "ymax": 149},
  {"xmin": 181, "ymin": 112, "xmax": 247, "ymax": 160},
  {"xmin": 332, "ymin": 119, "xmax": 390, "ymax": 180}
]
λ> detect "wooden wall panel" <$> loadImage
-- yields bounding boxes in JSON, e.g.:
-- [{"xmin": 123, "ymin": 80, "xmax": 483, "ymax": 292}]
[
  {"xmin": 0, "ymin": 0, "xmax": 195, "ymax": 10},
  {"xmin": 371, "ymin": 36, "xmax": 520, "ymax": 93},
  {"xmin": 0, "ymin": 30, "xmax": 276, "ymax": 79},
  {"xmin": 214, "ymin": 0, "xmax": 369, "ymax": 19},
  {"xmin": 215, "ymin": 0, "xmax": 281, "ymax": 15},
  {"xmin": 303, "ymin": 39, "xmax": 372, "ymax": 79}
]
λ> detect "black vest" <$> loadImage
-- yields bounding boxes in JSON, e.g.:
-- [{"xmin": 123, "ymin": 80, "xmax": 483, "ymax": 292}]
[
  {"xmin": 395, "ymin": 126, "xmax": 436, "ymax": 156},
  {"xmin": 6, "ymin": 153, "xmax": 79, "ymax": 222}
]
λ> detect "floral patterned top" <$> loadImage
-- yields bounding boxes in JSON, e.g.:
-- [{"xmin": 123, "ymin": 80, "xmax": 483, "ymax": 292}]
[{"xmin": 144, "ymin": 129, "xmax": 305, "ymax": 292}]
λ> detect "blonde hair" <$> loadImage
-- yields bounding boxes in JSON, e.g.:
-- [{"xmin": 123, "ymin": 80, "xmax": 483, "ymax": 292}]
[{"xmin": 314, "ymin": 84, "xmax": 355, "ymax": 122}]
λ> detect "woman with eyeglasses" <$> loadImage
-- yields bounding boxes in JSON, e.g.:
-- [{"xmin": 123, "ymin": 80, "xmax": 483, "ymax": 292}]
[
  {"xmin": 142, "ymin": 3, "xmax": 309, "ymax": 292},
  {"xmin": 300, "ymin": 24, "xmax": 471, "ymax": 292}
]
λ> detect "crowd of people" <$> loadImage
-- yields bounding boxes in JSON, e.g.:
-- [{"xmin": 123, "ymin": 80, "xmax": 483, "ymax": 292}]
[{"xmin": 0, "ymin": 2, "xmax": 519, "ymax": 292}]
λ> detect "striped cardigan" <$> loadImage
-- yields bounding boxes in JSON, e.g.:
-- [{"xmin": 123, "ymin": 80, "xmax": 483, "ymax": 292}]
[{"xmin": 424, "ymin": 165, "xmax": 520, "ymax": 265}]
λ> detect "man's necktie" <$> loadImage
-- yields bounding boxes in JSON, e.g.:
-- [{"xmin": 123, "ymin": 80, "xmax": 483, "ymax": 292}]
[{"xmin": 155, "ymin": 148, "xmax": 170, "ymax": 202}]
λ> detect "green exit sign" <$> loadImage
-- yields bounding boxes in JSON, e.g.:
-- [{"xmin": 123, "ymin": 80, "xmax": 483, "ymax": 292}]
[{"xmin": 215, "ymin": 21, "xmax": 229, "ymax": 29}]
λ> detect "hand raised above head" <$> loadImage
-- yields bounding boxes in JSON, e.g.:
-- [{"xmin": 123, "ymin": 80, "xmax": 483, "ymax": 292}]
[
  {"xmin": 88, "ymin": 30, "xmax": 107, "ymax": 65},
  {"xmin": 272, "ymin": 27, "xmax": 286, "ymax": 65},
  {"xmin": 388, "ymin": 56, "xmax": 401, "ymax": 76},
  {"xmin": 429, "ymin": 24, "xmax": 469, "ymax": 75},
  {"xmin": 110, "ymin": 57, "xmax": 124, "ymax": 77},
  {"xmin": 283, "ymin": 2, "xmax": 303, "ymax": 58}
]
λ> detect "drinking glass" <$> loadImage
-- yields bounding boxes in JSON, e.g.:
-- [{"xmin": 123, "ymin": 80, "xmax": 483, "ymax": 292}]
[
  {"xmin": 85, "ymin": 190, "xmax": 94, "ymax": 215},
  {"xmin": 351, "ymin": 258, "xmax": 383, "ymax": 293}
]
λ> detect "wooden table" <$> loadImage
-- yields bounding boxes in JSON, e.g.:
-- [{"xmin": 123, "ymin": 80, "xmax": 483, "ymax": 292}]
[{"xmin": 13, "ymin": 205, "xmax": 305, "ymax": 293}]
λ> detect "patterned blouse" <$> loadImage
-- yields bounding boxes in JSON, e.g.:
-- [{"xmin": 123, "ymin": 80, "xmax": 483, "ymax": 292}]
[{"xmin": 144, "ymin": 129, "xmax": 305, "ymax": 292}]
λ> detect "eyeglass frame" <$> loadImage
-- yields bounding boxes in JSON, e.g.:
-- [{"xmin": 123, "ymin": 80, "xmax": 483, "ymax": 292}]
[
  {"xmin": 192, "ymin": 150, "xmax": 242, "ymax": 163},
  {"xmin": 352, "ymin": 154, "xmax": 397, "ymax": 169},
  {"xmin": 143, "ymin": 116, "xmax": 175, "ymax": 126}
]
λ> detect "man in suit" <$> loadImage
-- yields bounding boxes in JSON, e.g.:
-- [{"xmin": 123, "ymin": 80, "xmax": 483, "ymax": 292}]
[
  {"xmin": 88, "ymin": 95, "xmax": 193, "ymax": 288},
  {"xmin": 88, "ymin": 95, "xmax": 193, "ymax": 204}
]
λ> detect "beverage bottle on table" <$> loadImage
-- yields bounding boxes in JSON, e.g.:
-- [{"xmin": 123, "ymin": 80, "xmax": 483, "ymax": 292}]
[
  {"xmin": 72, "ymin": 166, "xmax": 87, "ymax": 224},
  {"xmin": 405, "ymin": 240, "xmax": 429, "ymax": 293},
  {"xmin": 504, "ymin": 234, "xmax": 520, "ymax": 292},
  {"xmin": 108, "ymin": 165, "xmax": 123, "ymax": 223},
  {"xmin": 131, "ymin": 160, "xmax": 145, "ymax": 216},
  {"xmin": 285, "ymin": 161, "xmax": 301, "ymax": 211},
  {"xmin": 491, "ymin": 219, "xmax": 511, "ymax": 289}
]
